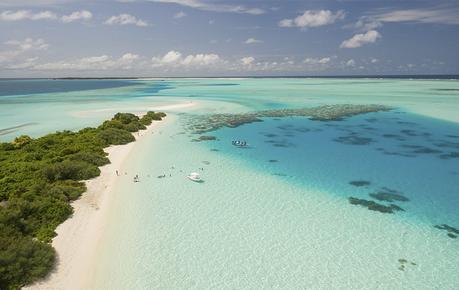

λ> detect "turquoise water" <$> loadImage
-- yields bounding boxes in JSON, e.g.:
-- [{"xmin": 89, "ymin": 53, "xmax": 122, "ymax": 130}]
[
  {"xmin": 1, "ymin": 78, "xmax": 459, "ymax": 289},
  {"xmin": 208, "ymin": 112, "xmax": 459, "ymax": 226},
  {"xmin": 90, "ymin": 115, "xmax": 459, "ymax": 289}
]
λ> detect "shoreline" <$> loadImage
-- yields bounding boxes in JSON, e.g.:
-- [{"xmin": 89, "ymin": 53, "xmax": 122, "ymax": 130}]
[{"xmin": 26, "ymin": 102, "xmax": 194, "ymax": 290}]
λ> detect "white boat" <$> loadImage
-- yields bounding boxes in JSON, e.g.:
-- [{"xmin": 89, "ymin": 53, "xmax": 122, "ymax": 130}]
[
  {"xmin": 187, "ymin": 172, "xmax": 203, "ymax": 182},
  {"xmin": 232, "ymin": 140, "xmax": 248, "ymax": 147}
]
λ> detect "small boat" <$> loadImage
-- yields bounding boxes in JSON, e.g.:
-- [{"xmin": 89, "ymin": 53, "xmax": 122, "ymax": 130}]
[
  {"xmin": 187, "ymin": 172, "xmax": 203, "ymax": 182},
  {"xmin": 232, "ymin": 140, "xmax": 248, "ymax": 147}
]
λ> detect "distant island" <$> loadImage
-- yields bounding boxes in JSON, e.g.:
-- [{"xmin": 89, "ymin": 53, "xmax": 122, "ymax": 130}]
[{"xmin": 45, "ymin": 74, "xmax": 459, "ymax": 80}]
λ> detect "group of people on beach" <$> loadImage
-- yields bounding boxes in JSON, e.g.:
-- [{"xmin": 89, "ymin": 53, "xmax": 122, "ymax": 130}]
[{"xmin": 117, "ymin": 162, "xmax": 207, "ymax": 183}]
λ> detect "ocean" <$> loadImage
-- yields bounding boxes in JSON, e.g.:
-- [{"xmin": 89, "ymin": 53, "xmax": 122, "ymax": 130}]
[{"xmin": 1, "ymin": 78, "xmax": 458, "ymax": 289}]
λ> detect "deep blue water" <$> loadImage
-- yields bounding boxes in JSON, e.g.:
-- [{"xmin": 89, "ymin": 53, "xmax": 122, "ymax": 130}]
[
  {"xmin": 204, "ymin": 111, "xmax": 459, "ymax": 227},
  {"xmin": 138, "ymin": 81, "xmax": 175, "ymax": 95},
  {"xmin": 0, "ymin": 79, "xmax": 138, "ymax": 96}
]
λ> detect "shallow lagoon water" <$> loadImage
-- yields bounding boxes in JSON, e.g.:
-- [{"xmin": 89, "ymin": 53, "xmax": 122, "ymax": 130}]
[
  {"xmin": 89, "ymin": 115, "xmax": 459, "ymax": 289},
  {"xmin": 1, "ymin": 78, "xmax": 459, "ymax": 289},
  {"xmin": 204, "ymin": 112, "xmax": 459, "ymax": 226}
]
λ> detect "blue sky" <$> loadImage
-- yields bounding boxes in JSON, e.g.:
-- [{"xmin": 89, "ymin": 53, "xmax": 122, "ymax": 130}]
[{"xmin": 0, "ymin": 0, "xmax": 458, "ymax": 77}]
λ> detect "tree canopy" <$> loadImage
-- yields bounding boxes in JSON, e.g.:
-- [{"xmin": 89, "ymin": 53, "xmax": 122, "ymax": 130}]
[{"xmin": 0, "ymin": 111, "xmax": 165, "ymax": 289}]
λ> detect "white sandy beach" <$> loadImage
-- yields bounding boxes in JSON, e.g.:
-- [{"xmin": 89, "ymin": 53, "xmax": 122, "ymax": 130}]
[{"xmin": 25, "ymin": 102, "xmax": 195, "ymax": 290}]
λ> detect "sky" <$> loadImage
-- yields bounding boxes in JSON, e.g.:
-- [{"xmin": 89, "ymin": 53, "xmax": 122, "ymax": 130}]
[{"xmin": 0, "ymin": 0, "xmax": 458, "ymax": 77}]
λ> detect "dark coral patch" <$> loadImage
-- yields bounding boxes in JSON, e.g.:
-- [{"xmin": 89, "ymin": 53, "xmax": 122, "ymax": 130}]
[
  {"xmin": 400, "ymin": 144, "xmax": 424, "ymax": 149},
  {"xmin": 397, "ymin": 121, "xmax": 418, "ymax": 126},
  {"xmin": 334, "ymin": 135, "xmax": 373, "ymax": 145},
  {"xmin": 439, "ymin": 152, "xmax": 459, "ymax": 159},
  {"xmin": 365, "ymin": 118, "xmax": 378, "ymax": 123},
  {"xmin": 400, "ymin": 129, "xmax": 419, "ymax": 136},
  {"xmin": 271, "ymin": 140, "xmax": 295, "ymax": 148},
  {"xmin": 277, "ymin": 124, "xmax": 294, "ymax": 130},
  {"xmin": 398, "ymin": 258, "xmax": 417, "ymax": 271},
  {"xmin": 382, "ymin": 134, "xmax": 406, "ymax": 141},
  {"xmin": 434, "ymin": 141, "xmax": 459, "ymax": 149},
  {"xmin": 433, "ymin": 88, "xmax": 459, "ymax": 91},
  {"xmin": 389, "ymin": 204, "xmax": 405, "ymax": 212},
  {"xmin": 412, "ymin": 147, "xmax": 442, "ymax": 154},
  {"xmin": 348, "ymin": 197, "xmax": 404, "ymax": 214},
  {"xmin": 434, "ymin": 224, "xmax": 459, "ymax": 239},
  {"xmin": 272, "ymin": 173, "xmax": 287, "ymax": 177},
  {"xmin": 369, "ymin": 192, "xmax": 409, "ymax": 202},
  {"xmin": 295, "ymin": 127, "xmax": 311, "ymax": 133},
  {"xmin": 349, "ymin": 180, "xmax": 371, "ymax": 187},
  {"xmin": 192, "ymin": 135, "xmax": 218, "ymax": 142},
  {"xmin": 380, "ymin": 150, "xmax": 417, "ymax": 157}
]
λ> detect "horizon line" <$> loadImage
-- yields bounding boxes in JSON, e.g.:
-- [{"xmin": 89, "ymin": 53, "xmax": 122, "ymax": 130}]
[{"xmin": 1, "ymin": 74, "xmax": 459, "ymax": 80}]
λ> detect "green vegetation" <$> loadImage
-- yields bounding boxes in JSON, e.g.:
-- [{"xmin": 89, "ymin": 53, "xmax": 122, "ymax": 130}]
[{"xmin": 0, "ymin": 111, "xmax": 165, "ymax": 289}]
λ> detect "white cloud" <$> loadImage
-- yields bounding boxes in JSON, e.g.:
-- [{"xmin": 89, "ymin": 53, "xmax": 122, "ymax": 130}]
[
  {"xmin": 33, "ymin": 53, "xmax": 141, "ymax": 70},
  {"xmin": 234, "ymin": 58, "xmax": 300, "ymax": 72},
  {"xmin": 0, "ymin": 10, "xmax": 57, "ymax": 21},
  {"xmin": 0, "ymin": 38, "xmax": 49, "ymax": 65},
  {"xmin": 151, "ymin": 50, "xmax": 221, "ymax": 68},
  {"xmin": 279, "ymin": 10, "xmax": 345, "ymax": 29},
  {"xmin": 353, "ymin": 16, "xmax": 382, "ymax": 32},
  {"xmin": 371, "ymin": 58, "xmax": 378, "ymax": 63},
  {"xmin": 174, "ymin": 11, "xmax": 186, "ymax": 19},
  {"xmin": 0, "ymin": 9, "xmax": 93, "ymax": 23},
  {"xmin": 340, "ymin": 30, "xmax": 381, "ymax": 48},
  {"xmin": 119, "ymin": 52, "xmax": 140, "ymax": 64},
  {"xmin": 347, "ymin": 7, "xmax": 459, "ymax": 41},
  {"xmin": 146, "ymin": 0, "xmax": 264, "ymax": 15},
  {"xmin": 245, "ymin": 38, "xmax": 262, "ymax": 44},
  {"xmin": 372, "ymin": 8, "xmax": 459, "ymax": 25},
  {"xmin": 61, "ymin": 10, "xmax": 92, "ymax": 23},
  {"xmin": 241, "ymin": 56, "xmax": 255, "ymax": 65},
  {"xmin": 105, "ymin": 14, "xmax": 148, "ymax": 27},
  {"xmin": 160, "ymin": 50, "xmax": 182, "ymax": 63},
  {"xmin": 182, "ymin": 53, "xmax": 220, "ymax": 66},
  {"xmin": 6, "ymin": 38, "xmax": 49, "ymax": 51},
  {"xmin": 304, "ymin": 57, "xmax": 331, "ymax": 65},
  {"xmin": 5, "ymin": 57, "xmax": 39, "ymax": 69},
  {"xmin": 0, "ymin": 0, "xmax": 72, "ymax": 6},
  {"xmin": 346, "ymin": 59, "xmax": 356, "ymax": 66}
]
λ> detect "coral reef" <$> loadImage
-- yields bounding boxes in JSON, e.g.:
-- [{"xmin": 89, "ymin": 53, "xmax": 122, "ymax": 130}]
[
  {"xmin": 348, "ymin": 197, "xmax": 404, "ymax": 214},
  {"xmin": 185, "ymin": 104, "xmax": 391, "ymax": 134},
  {"xmin": 434, "ymin": 224, "xmax": 459, "ymax": 239},
  {"xmin": 192, "ymin": 135, "xmax": 218, "ymax": 142},
  {"xmin": 349, "ymin": 180, "xmax": 371, "ymax": 187}
]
